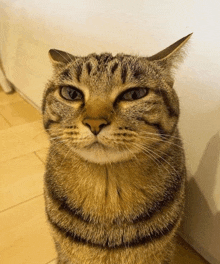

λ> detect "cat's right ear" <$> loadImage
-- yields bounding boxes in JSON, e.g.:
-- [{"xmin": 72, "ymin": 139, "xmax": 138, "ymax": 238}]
[
  {"xmin": 147, "ymin": 33, "xmax": 193, "ymax": 72},
  {"xmin": 48, "ymin": 49, "xmax": 75, "ymax": 67}
]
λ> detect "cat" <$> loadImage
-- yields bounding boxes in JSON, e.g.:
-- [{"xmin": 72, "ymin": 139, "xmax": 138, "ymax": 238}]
[{"xmin": 42, "ymin": 33, "xmax": 192, "ymax": 264}]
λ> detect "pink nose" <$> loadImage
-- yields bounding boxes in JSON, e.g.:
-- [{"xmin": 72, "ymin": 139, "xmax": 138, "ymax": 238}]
[{"xmin": 82, "ymin": 118, "xmax": 109, "ymax": 135}]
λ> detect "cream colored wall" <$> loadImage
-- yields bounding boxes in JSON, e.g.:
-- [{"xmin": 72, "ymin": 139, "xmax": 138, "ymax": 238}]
[{"xmin": 1, "ymin": 0, "xmax": 220, "ymax": 263}]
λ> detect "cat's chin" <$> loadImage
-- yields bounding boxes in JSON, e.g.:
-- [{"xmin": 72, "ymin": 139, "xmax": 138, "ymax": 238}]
[{"xmin": 73, "ymin": 147, "xmax": 135, "ymax": 164}]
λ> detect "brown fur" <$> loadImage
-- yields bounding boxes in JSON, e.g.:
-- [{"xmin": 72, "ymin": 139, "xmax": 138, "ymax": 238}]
[{"xmin": 42, "ymin": 34, "xmax": 192, "ymax": 264}]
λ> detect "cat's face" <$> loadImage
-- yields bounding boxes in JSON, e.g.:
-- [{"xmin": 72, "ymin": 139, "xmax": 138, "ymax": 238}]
[
  {"xmin": 43, "ymin": 54, "xmax": 178, "ymax": 164},
  {"xmin": 42, "ymin": 34, "xmax": 192, "ymax": 163}
]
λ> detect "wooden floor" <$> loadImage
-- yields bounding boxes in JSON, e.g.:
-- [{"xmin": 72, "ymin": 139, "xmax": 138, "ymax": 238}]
[{"xmin": 0, "ymin": 88, "xmax": 210, "ymax": 264}]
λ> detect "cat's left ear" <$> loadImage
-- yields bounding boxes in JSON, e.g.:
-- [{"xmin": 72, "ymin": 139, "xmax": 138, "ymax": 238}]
[
  {"xmin": 148, "ymin": 33, "xmax": 193, "ymax": 70},
  {"xmin": 48, "ymin": 49, "xmax": 75, "ymax": 67}
]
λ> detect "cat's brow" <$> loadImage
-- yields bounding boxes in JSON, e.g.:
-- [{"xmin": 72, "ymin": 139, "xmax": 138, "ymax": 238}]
[{"xmin": 61, "ymin": 69, "xmax": 72, "ymax": 80}]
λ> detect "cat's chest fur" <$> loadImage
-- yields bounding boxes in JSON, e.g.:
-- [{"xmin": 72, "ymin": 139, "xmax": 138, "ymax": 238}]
[{"xmin": 45, "ymin": 143, "xmax": 168, "ymax": 224}]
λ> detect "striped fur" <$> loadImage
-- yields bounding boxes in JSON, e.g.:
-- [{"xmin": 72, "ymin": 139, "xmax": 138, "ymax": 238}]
[{"xmin": 42, "ymin": 34, "xmax": 191, "ymax": 264}]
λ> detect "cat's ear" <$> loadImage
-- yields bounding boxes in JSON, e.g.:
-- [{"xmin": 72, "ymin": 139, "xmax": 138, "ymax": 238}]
[
  {"xmin": 48, "ymin": 49, "xmax": 75, "ymax": 67},
  {"xmin": 147, "ymin": 33, "xmax": 192, "ymax": 70}
]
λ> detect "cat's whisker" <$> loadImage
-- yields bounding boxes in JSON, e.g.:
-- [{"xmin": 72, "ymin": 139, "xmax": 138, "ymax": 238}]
[
  {"xmin": 45, "ymin": 127, "xmax": 65, "ymax": 132},
  {"xmin": 135, "ymin": 141, "xmax": 167, "ymax": 163},
  {"xmin": 49, "ymin": 136, "xmax": 65, "ymax": 141},
  {"xmin": 48, "ymin": 138, "xmax": 69, "ymax": 147},
  {"xmin": 131, "ymin": 143, "xmax": 164, "ymax": 173},
  {"xmin": 138, "ymin": 152, "xmax": 173, "ymax": 182},
  {"xmin": 124, "ymin": 144, "xmax": 140, "ymax": 164},
  {"xmin": 57, "ymin": 147, "xmax": 72, "ymax": 171},
  {"xmin": 49, "ymin": 139, "xmax": 72, "ymax": 162},
  {"xmin": 148, "ymin": 144, "xmax": 172, "ymax": 159},
  {"xmin": 135, "ymin": 142, "xmax": 178, "ymax": 177},
  {"xmin": 139, "ymin": 131, "xmax": 183, "ymax": 141},
  {"xmin": 134, "ymin": 140, "xmax": 171, "ymax": 161},
  {"xmin": 131, "ymin": 142, "xmax": 160, "ymax": 165},
  {"xmin": 131, "ymin": 130, "xmax": 172, "ymax": 139},
  {"xmin": 136, "ymin": 135, "xmax": 185, "ymax": 151},
  {"xmin": 132, "ymin": 143, "xmax": 172, "ymax": 183}
]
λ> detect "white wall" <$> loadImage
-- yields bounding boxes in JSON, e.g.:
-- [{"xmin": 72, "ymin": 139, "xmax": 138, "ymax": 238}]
[{"xmin": 1, "ymin": 0, "xmax": 220, "ymax": 263}]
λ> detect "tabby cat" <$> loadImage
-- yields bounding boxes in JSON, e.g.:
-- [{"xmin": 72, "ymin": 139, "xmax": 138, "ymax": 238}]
[{"xmin": 42, "ymin": 33, "xmax": 192, "ymax": 264}]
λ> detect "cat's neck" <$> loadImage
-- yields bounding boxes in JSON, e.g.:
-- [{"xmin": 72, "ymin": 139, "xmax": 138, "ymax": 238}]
[{"xmin": 47, "ymin": 142, "xmax": 171, "ymax": 222}]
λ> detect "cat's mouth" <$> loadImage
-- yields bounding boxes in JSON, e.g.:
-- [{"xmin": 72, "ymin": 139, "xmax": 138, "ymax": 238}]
[
  {"xmin": 73, "ymin": 138, "xmax": 135, "ymax": 164},
  {"xmin": 86, "ymin": 141, "xmax": 107, "ymax": 150}
]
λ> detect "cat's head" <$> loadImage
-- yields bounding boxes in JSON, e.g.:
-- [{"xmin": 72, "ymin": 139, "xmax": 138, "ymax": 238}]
[{"xmin": 42, "ymin": 34, "xmax": 192, "ymax": 164}]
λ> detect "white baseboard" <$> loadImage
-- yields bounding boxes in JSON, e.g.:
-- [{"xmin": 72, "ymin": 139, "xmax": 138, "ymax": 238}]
[{"xmin": 15, "ymin": 86, "xmax": 41, "ymax": 113}]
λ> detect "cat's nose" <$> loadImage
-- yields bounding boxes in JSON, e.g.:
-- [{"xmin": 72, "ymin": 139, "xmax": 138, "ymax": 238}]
[{"xmin": 82, "ymin": 118, "xmax": 109, "ymax": 135}]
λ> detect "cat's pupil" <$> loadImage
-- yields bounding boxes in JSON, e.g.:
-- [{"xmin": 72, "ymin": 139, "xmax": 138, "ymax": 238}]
[
  {"xmin": 132, "ymin": 91, "xmax": 138, "ymax": 100},
  {"xmin": 69, "ymin": 89, "xmax": 77, "ymax": 99}
]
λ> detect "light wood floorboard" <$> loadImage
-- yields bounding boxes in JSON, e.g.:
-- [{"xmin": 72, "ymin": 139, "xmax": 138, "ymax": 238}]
[{"xmin": 0, "ymin": 153, "xmax": 45, "ymax": 212}]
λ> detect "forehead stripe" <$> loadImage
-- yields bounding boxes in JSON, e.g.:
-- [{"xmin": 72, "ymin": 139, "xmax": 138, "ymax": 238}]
[
  {"xmin": 111, "ymin": 62, "xmax": 119, "ymax": 74},
  {"xmin": 75, "ymin": 64, "xmax": 83, "ymax": 82},
  {"xmin": 121, "ymin": 64, "xmax": 127, "ymax": 84},
  {"xmin": 86, "ymin": 62, "xmax": 92, "ymax": 75}
]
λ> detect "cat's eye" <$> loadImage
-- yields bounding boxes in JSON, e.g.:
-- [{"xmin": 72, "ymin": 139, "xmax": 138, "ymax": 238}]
[
  {"xmin": 119, "ymin": 88, "xmax": 149, "ymax": 101},
  {"xmin": 60, "ymin": 86, "xmax": 83, "ymax": 101}
]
